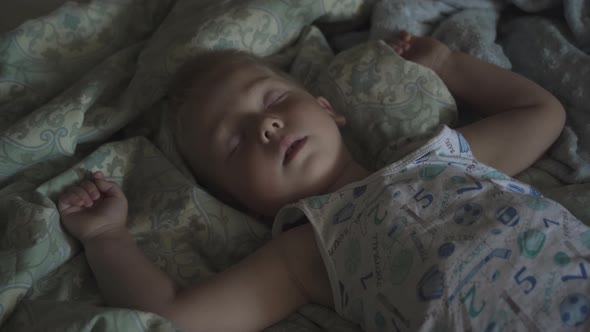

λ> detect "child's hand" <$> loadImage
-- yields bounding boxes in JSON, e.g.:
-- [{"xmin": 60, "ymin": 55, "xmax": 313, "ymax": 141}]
[
  {"xmin": 58, "ymin": 171, "xmax": 128, "ymax": 244},
  {"xmin": 387, "ymin": 31, "xmax": 452, "ymax": 76},
  {"xmin": 388, "ymin": 34, "xmax": 565, "ymax": 176}
]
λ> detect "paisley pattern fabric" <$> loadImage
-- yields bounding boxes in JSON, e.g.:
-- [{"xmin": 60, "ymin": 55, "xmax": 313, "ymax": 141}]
[
  {"xmin": 0, "ymin": 1, "xmax": 369, "ymax": 331},
  {"xmin": 0, "ymin": 1, "xmax": 589, "ymax": 331}
]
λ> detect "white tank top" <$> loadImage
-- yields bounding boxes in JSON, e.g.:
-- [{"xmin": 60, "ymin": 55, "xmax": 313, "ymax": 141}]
[{"xmin": 274, "ymin": 125, "xmax": 590, "ymax": 331}]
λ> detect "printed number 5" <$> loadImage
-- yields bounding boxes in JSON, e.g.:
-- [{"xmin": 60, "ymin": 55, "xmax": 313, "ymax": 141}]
[
  {"xmin": 413, "ymin": 188, "xmax": 433, "ymax": 208},
  {"xmin": 514, "ymin": 266, "xmax": 536, "ymax": 294}
]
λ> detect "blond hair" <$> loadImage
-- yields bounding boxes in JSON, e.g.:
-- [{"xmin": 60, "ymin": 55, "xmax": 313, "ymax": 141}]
[{"xmin": 166, "ymin": 49, "xmax": 291, "ymax": 210}]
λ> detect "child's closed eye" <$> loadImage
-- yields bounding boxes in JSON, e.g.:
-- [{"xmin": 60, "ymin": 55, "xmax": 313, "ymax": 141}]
[
  {"xmin": 264, "ymin": 90, "xmax": 288, "ymax": 109},
  {"xmin": 228, "ymin": 135, "xmax": 241, "ymax": 159}
]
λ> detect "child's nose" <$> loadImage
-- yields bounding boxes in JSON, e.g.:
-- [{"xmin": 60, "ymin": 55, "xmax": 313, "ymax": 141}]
[{"xmin": 259, "ymin": 115, "xmax": 283, "ymax": 143}]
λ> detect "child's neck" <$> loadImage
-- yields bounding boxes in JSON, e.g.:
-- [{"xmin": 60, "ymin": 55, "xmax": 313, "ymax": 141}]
[{"xmin": 325, "ymin": 157, "xmax": 371, "ymax": 193}]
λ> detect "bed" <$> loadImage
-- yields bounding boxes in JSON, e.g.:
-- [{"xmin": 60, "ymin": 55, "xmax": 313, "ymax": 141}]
[{"xmin": 0, "ymin": 0, "xmax": 588, "ymax": 331}]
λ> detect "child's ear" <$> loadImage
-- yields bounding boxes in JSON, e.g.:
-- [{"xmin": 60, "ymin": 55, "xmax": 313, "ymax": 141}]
[{"xmin": 316, "ymin": 96, "xmax": 346, "ymax": 126}]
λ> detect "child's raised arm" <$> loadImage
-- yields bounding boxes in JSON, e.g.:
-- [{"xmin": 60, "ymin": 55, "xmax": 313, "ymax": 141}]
[
  {"xmin": 58, "ymin": 172, "xmax": 330, "ymax": 332},
  {"xmin": 391, "ymin": 34, "xmax": 566, "ymax": 176}
]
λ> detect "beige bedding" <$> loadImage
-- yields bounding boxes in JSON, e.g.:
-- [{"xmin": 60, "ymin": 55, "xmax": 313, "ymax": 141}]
[{"xmin": 1, "ymin": 1, "xmax": 589, "ymax": 331}]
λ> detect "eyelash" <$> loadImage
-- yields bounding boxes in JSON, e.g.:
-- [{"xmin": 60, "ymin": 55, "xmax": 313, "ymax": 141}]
[
  {"xmin": 228, "ymin": 135, "xmax": 240, "ymax": 158},
  {"xmin": 265, "ymin": 90, "xmax": 286, "ymax": 109}
]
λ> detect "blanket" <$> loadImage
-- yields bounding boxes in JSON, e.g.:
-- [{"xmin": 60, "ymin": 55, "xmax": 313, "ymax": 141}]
[
  {"xmin": 0, "ymin": 0, "xmax": 589, "ymax": 331},
  {"xmin": 370, "ymin": 0, "xmax": 590, "ymax": 222},
  {"xmin": 371, "ymin": 0, "xmax": 590, "ymax": 183}
]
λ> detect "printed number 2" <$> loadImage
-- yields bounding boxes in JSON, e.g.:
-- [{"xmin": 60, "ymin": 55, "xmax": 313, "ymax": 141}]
[
  {"xmin": 413, "ymin": 188, "xmax": 433, "ymax": 208},
  {"xmin": 460, "ymin": 285, "xmax": 486, "ymax": 318},
  {"xmin": 514, "ymin": 266, "xmax": 536, "ymax": 294}
]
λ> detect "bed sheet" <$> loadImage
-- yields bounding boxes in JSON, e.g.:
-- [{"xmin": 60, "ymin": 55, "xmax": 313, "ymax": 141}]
[{"xmin": 1, "ymin": 0, "xmax": 589, "ymax": 331}]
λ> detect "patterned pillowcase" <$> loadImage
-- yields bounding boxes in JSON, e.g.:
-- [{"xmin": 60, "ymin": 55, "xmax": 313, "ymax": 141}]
[{"xmin": 298, "ymin": 39, "xmax": 457, "ymax": 170}]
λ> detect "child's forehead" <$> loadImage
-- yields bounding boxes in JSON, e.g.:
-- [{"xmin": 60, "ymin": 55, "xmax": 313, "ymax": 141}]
[
  {"xmin": 195, "ymin": 62, "xmax": 284, "ymax": 106},
  {"xmin": 192, "ymin": 62, "xmax": 272, "ymax": 100},
  {"xmin": 219, "ymin": 61, "xmax": 279, "ymax": 86},
  {"xmin": 183, "ymin": 62, "xmax": 279, "ymax": 130}
]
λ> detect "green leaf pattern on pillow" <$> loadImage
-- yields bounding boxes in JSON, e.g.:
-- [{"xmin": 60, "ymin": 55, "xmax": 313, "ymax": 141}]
[{"xmin": 317, "ymin": 40, "xmax": 457, "ymax": 170}]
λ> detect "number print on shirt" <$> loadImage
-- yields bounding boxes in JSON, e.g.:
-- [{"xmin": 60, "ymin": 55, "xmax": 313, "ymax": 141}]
[
  {"xmin": 460, "ymin": 285, "xmax": 486, "ymax": 318},
  {"xmin": 457, "ymin": 180, "xmax": 483, "ymax": 195},
  {"xmin": 561, "ymin": 263, "xmax": 588, "ymax": 282},
  {"xmin": 514, "ymin": 266, "xmax": 537, "ymax": 294},
  {"xmin": 454, "ymin": 173, "xmax": 483, "ymax": 195},
  {"xmin": 413, "ymin": 188, "xmax": 433, "ymax": 208},
  {"xmin": 543, "ymin": 218, "xmax": 560, "ymax": 228}
]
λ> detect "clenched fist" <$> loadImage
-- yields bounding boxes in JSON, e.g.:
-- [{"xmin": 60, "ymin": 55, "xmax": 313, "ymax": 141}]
[{"xmin": 58, "ymin": 171, "xmax": 128, "ymax": 244}]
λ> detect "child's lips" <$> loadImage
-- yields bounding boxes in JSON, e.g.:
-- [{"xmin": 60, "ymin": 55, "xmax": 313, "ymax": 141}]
[{"xmin": 282, "ymin": 136, "xmax": 307, "ymax": 165}]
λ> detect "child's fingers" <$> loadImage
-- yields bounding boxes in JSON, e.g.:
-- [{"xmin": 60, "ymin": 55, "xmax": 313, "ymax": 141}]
[
  {"xmin": 58, "ymin": 199, "xmax": 81, "ymax": 215},
  {"xmin": 69, "ymin": 186, "xmax": 93, "ymax": 207},
  {"xmin": 400, "ymin": 30, "xmax": 412, "ymax": 42},
  {"xmin": 63, "ymin": 188, "xmax": 84, "ymax": 205},
  {"xmin": 80, "ymin": 180, "xmax": 101, "ymax": 200},
  {"xmin": 94, "ymin": 176, "xmax": 125, "ymax": 199},
  {"xmin": 57, "ymin": 171, "xmax": 107, "ymax": 213},
  {"xmin": 58, "ymin": 192, "xmax": 77, "ymax": 209},
  {"xmin": 57, "ymin": 190, "xmax": 84, "ymax": 211},
  {"xmin": 388, "ymin": 32, "xmax": 414, "ymax": 55}
]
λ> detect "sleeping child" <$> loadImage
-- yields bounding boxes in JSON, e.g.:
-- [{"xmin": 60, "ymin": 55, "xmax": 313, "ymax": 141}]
[{"xmin": 57, "ymin": 32, "xmax": 590, "ymax": 331}]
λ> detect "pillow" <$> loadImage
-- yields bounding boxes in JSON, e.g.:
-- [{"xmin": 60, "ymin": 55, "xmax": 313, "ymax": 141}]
[
  {"xmin": 316, "ymin": 40, "xmax": 457, "ymax": 170},
  {"xmin": 130, "ymin": 0, "xmax": 369, "ymax": 114}
]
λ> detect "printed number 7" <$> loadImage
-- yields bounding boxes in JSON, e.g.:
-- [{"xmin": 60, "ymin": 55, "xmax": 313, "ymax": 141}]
[
  {"xmin": 413, "ymin": 188, "xmax": 433, "ymax": 208},
  {"xmin": 457, "ymin": 181, "xmax": 483, "ymax": 194},
  {"xmin": 562, "ymin": 263, "xmax": 588, "ymax": 282},
  {"xmin": 514, "ymin": 266, "xmax": 536, "ymax": 294}
]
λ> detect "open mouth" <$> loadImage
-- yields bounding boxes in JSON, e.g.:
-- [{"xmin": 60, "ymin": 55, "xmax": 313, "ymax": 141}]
[{"xmin": 283, "ymin": 137, "xmax": 307, "ymax": 165}]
